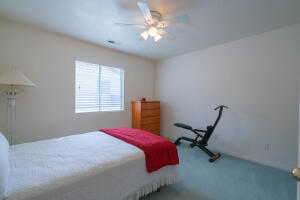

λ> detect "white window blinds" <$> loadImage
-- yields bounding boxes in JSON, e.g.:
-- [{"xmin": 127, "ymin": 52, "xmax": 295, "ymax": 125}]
[{"xmin": 75, "ymin": 61, "xmax": 124, "ymax": 113}]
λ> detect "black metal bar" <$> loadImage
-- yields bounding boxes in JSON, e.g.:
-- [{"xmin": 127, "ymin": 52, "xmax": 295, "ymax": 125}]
[
  {"xmin": 176, "ymin": 137, "xmax": 195, "ymax": 143},
  {"xmin": 198, "ymin": 146, "xmax": 216, "ymax": 157}
]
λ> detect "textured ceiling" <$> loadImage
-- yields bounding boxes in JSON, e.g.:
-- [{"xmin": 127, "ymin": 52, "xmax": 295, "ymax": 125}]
[{"xmin": 0, "ymin": 0, "xmax": 299, "ymax": 60}]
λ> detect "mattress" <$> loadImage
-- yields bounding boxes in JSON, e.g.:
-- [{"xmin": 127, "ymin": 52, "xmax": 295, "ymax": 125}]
[{"xmin": 7, "ymin": 131, "xmax": 178, "ymax": 200}]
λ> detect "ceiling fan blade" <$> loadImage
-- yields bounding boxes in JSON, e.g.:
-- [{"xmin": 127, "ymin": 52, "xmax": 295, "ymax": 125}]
[
  {"xmin": 137, "ymin": 1, "xmax": 152, "ymax": 23},
  {"xmin": 115, "ymin": 23, "xmax": 146, "ymax": 29}
]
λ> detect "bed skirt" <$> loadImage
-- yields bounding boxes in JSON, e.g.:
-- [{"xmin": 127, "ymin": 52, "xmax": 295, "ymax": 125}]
[{"xmin": 125, "ymin": 174, "xmax": 179, "ymax": 200}]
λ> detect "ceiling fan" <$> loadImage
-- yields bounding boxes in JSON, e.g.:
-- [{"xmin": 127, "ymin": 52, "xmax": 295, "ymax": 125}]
[{"xmin": 115, "ymin": 0, "xmax": 189, "ymax": 42}]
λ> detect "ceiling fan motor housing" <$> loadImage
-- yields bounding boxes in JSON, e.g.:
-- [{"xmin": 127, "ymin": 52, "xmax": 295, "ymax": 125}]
[{"xmin": 150, "ymin": 10, "xmax": 162, "ymax": 22}]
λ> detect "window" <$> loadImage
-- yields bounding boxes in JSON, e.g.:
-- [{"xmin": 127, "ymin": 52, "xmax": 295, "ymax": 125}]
[{"xmin": 75, "ymin": 61, "xmax": 124, "ymax": 113}]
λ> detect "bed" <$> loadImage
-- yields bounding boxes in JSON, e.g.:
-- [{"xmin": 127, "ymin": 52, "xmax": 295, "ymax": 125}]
[{"xmin": 1, "ymin": 131, "xmax": 179, "ymax": 200}]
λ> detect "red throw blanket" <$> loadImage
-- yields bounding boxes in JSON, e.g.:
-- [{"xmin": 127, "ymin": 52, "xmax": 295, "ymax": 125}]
[{"xmin": 99, "ymin": 127, "xmax": 179, "ymax": 173}]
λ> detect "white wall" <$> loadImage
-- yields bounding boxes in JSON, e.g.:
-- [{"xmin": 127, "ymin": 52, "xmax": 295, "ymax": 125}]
[
  {"xmin": 297, "ymin": 63, "xmax": 300, "ymax": 200},
  {"xmin": 155, "ymin": 23, "xmax": 300, "ymax": 170},
  {"xmin": 0, "ymin": 19, "xmax": 156, "ymax": 144}
]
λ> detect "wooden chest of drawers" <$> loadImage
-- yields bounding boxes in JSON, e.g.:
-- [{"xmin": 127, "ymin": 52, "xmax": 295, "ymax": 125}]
[{"xmin": 131, "ymin": 101, "xmax": 160, "ymax": 135}]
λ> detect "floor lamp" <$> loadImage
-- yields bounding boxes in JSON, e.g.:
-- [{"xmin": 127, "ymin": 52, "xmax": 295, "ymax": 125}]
[{"xmin": 0, "ymin": 67, "xmax": 36, "ymax": 144}]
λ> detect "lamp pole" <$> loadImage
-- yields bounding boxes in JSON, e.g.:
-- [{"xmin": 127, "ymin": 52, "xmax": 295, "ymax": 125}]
[{"xmin": 6, "ymin": 85, "xmax": 16, "ymax": 144}]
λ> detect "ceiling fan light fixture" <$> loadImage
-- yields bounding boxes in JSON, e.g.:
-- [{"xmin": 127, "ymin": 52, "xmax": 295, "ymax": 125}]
[
  {"xmin": 154, "ymin": 34, "xmax": 162, "ymax": 42},
  {"xmin": 157, "ymin": 22, "xmax": 166, "ymax": 29},
  {"xmin": 148, "ymin": 26, "xmax": 158, "ymax": 37},
  {"xmin": 141, "ymin": 31, "xmax": 149, "ymax": 40}
]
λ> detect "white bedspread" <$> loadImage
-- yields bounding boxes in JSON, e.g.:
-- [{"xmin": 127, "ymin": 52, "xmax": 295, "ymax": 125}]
[{"xmin": 7, "ymin": 132, "xmax": 178, "ymax": 200}]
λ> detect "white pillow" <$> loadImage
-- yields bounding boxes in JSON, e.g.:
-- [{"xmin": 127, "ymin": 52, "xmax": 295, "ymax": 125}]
[{"xmin": 0, "ymin": 132, "xmax": 9, "ymax": 200}]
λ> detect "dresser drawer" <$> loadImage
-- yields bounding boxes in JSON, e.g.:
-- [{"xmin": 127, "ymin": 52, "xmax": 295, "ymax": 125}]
[
  {"xmin": 141, "ymin": 116, "xmax": 160, "ymax": 125},
  {"xmin": 141, "ymin": 102, "xmax": 160, "ymax": 110},
  {"xmin": 142, "ymin": 129, "xmax": 160, "ymax": 135},
  {"xmin": 150, "ymin": 129, "xmax": 160, "ymax": 135},
  {"xmin": 141, "ymin": 109, "xmax": 160, "ymax": 117},
  {"xmin": 144, "ymin": 129, "xmax": 160, "ymax": 135},
  {"xmin": 142, "ymin": 123, "xmax": 160, "ymax": 132}
]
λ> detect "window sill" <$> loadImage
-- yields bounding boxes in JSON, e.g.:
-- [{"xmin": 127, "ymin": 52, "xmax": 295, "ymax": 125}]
[{"xmin": 75, "ymin": 110, "xmax": 126, "ymax": 114}]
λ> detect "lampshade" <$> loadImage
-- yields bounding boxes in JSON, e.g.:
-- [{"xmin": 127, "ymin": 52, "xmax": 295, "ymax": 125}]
[{"xmin": 0, "ymin": 67, "xmax": 36, "ymax": 87}]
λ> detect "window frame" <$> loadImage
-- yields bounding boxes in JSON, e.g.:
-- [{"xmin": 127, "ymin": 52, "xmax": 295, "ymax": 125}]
[{"xmin": 75, "ymin": 60, "xmax": 125, "ymax": 114}]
